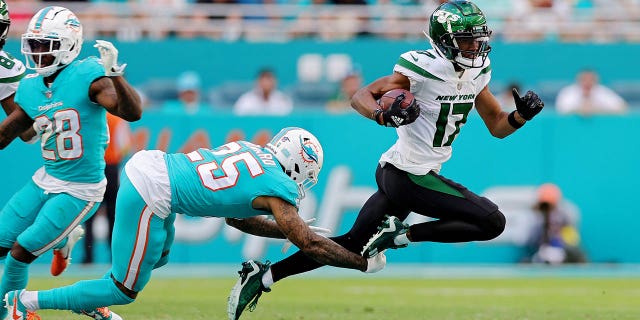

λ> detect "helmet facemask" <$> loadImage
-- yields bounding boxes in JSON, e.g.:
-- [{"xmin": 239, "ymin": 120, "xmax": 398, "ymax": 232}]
[
  {"xmin": 21, "ymin": 6, "xmax": 83, "ymax": 77},
  {"xmin": 439, "ymin": 25, "xmax": 491, "ymax": 69}
]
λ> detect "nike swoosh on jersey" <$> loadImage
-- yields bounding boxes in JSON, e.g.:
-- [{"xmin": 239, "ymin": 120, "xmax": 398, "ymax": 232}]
[{"xmin": 409, "ymin": 53, "xmax": 419, "ymax": 62}]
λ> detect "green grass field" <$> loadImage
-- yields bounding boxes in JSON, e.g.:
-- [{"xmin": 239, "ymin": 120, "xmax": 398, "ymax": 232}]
[{"xmin": 23, "ymin": 276, "xmax": 640, "ymax": 320}]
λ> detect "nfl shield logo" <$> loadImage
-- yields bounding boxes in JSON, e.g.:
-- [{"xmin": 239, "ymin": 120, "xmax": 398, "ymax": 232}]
[{"xmin": 45, "ymin": 91, "xmax": 52, "ymax": 99}]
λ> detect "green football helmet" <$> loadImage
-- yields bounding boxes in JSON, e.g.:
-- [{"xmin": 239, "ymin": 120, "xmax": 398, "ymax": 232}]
[
  {"xmin": 0, "ymin": 0, "xmax": 10, "ymax": 49},
  {"xmin": 426, "ymin": 0, "xmax": 492, "ymax": 69}
]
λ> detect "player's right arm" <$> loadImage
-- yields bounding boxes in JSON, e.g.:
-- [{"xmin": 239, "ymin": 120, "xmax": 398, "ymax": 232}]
[
  {"xmin": 351, "ymin": 72, "xmax": 410, "ymax": 124},
  {"xmin": 1, "ymin": 94, "xmax": 37, "ymax": 142},
  {"xmin": 262, "ymin": 196, "xmax": 370, "ymax": 272},
  {"xmin": 225, "ymin": 216, "xmax": 287, "ymax": 239},
  {"xmin": 0, "ymin": 106, "xmax": 34, "ymax": 149}
]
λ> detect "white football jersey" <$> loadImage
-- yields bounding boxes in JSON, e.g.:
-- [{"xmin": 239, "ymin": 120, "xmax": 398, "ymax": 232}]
[
  {"xmin": 0, "ymin": 50, "xmax": 25, "ymax": 101},
  {"xmin": 379, "ymin": 49, "xmax": 491, "ymax": 175}
]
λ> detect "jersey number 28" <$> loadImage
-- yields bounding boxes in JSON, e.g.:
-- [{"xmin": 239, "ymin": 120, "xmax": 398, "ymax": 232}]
[{"xmin": 34, "ymin": 109, "xmax": 83, "ymax": 160}]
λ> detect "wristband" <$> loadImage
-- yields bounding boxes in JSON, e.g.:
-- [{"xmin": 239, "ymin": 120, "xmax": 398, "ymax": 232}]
[
  {"xmin": 373, "ymin": 109, "xmax": 384, "ymax": 126},
  {"xmin": 508, "ymin": 111, "xmax": 525, "ymax": 129}
]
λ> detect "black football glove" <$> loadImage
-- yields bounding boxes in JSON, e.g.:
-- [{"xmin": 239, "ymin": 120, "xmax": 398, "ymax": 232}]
[
  {"xmin": 512, "ymin": 88, "xmax": 544, "ymax": 120},
  {"xmin": 376, "ymin": 95, "xmax": 420, "ymax": 128}
]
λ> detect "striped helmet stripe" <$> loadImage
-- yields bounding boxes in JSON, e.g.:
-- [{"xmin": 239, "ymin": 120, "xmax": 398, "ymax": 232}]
[{"xmin": 33, "ymin": 6, "xmax": 54, "ymax": 30}]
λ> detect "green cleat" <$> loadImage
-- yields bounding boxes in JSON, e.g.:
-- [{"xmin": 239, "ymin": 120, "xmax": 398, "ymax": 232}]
[
  {"xmin": 76, "ymin": 307, "xmax": 123, "ymax": 320},
  {"xmin": 361, "ymin": 215, "xmax": 409, "ymax": 258},
  {"xmin": 227, "ymin": 260, "xmax": 272, "ymax": 320}
]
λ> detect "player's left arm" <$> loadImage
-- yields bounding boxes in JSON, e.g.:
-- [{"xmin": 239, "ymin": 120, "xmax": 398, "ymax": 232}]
[
  {"xmin": 475, "ymin": 85, "xmax": 543, "ymax": 138},
  {"xmin": 91, "ymin": 77, "xmax": 142, "ymax": 122},
  {"xmin": 0, "ymin": 106, "xmax": 34, "ymax": 149},
  {"xmin": 225, "ymin": 216, "xmax": 287, "ymax": 239},
  {"xmin": 90, "ymin": 40, "xmax": 142, "ymax": 122}
]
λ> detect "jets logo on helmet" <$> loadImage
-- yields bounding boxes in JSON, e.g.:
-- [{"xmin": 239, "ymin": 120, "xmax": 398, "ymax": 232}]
[
  {"xmin": 434, "ymin": 10, "xmax": 460, "ymax": 24},
  {"xmin": 21, "ymin": 6, "xmax": 83, "ymax": 77},
  {"xmin": 266, "ymin": 127, "xmax": 324, "ymax": 199}
]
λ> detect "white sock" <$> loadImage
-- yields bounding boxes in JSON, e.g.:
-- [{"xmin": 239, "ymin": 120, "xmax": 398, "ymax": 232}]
[
  {"xmin": 261, "ymin": 269, "xmax": 274, "ymax": 288},
  {"xmin": 394, "ymin": 233, "xmax": 410, "ymax": 246},
  {"xmin": 20, "ymin": 290, "xmax": 40, "ymax": 310}
]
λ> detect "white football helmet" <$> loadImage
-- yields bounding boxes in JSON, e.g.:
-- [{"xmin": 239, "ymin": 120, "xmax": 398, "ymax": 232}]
[
  {"xmin": 266, "ymin": 127, "xmax": 324, "ymax": 198},
  {"xmin": 21, "ymin": 6, "xmax": 83, "ymax": 77}
]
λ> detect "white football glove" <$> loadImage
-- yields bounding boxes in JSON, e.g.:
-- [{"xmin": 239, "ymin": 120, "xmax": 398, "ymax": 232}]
[
  {"xmin": 365, "ymin": 251, "xmax": 386, "ymax": 273},
  {"xmin": 282, "ymin": 218, "xmax": 332, "ymax": 254},
  {"xmin": 94, "ymin": 40, "xmax": 126, "ymax": 77}
]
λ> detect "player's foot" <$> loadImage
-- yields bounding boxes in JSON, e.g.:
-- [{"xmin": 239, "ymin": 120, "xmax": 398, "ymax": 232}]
[
  {"xmin": 51, "ymin": 225, "xmax": 85, "ymax": 276},
  {"xmin": 361, "ymin": 215, "xmax": 409, "ymax": 258},
  {"xmin": 77, "ymin": 307, "xmax": 123, "ymax": 320},
  {"xmin": 227, "ymin": 260, "xmax": 271, "ymax": 320},
  {"xmin": 4, "ymin": 290, "xmax": 41, "ymax": 320}
]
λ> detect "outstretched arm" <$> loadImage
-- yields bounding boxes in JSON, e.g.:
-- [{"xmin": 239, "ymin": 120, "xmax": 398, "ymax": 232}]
[
  {"xmin": 476, "ymin": 86, "xmax": 544, "ymax": 138},
  {"xmin": 225, "ymin": 217, "xmax": 287, "ymax": 239},
  {"xmin": 264, "ymin": 196, "xmax": 369, "ymax": 272}
]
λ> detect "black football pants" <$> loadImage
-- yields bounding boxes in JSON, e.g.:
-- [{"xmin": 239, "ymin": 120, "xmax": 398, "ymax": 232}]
[{"xmin": 271, "ymin": 163, "xmax": 506, "ymax": 282}]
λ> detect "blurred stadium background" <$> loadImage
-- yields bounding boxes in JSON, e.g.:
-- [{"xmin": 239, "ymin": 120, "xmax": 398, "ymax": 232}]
[{"xmin": 1, "ymin": 0, "xmax": 640, "ymax": 319}]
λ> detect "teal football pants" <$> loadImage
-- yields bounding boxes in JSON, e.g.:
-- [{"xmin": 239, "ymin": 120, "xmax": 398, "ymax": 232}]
[
  {"xmin": 0, "ymin": 179, "xmax": 99, "ymax": 256},
  {"xmin": 110, "ymin": 171, "xmax": 175, "ymax": 293}
]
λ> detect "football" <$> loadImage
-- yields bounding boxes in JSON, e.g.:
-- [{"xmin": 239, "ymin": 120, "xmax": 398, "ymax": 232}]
[{"xmin": 378, "ymin": 89, "xmax": 416, "ymax": 111}]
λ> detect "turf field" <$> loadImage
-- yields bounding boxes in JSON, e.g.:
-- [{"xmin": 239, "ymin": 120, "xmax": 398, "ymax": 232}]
[{"xmin": 21, "ymin": 270, "xmax": 640, "ymax": 320}]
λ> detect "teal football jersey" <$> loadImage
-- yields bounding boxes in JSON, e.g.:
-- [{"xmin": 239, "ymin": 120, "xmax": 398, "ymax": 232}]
[
  {"xmin": 165, "ymin": 141, "xmax": 299, "ymax": 218},
  {"xmin": 15, "ymin": 57, "xmax": 107, "ymax": 183}
]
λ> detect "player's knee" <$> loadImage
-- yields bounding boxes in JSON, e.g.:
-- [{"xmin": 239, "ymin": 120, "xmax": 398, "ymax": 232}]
[
  {"xmin": 483, "ymin": 210, "xmax": 506, "ymax": 240},
  {"xmin": 10, "ymin": 243, "xmax": 36, "ymax": 263},
  {"xmin": 111, "ymin": 277, "xmax": 138, "ymax": 302},
  {"xmin": 153, "ymin": 251, "xmax": 170, "ymax": 269}
]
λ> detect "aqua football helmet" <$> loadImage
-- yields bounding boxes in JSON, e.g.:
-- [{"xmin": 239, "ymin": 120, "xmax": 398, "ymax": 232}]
[
  {"xmin": 426, "ymin": 0, "xmax": 491, "ymax": 69},
  {"xmin": 266, "ymin": 127, "xmax": 324, "ymax": 199},
  {"xmin": 21, "ymin": 6, "xmax": 83, "ymax": 77},
  {"xmin": 0, "ymin": 0, "xmax": 10, "ymax": 50}
]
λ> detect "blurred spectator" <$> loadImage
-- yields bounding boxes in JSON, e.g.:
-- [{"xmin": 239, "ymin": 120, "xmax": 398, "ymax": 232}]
[
  {"xmin": 233, "ymin": 68, "xmax": 293, "ymax": 116},
  {"xmin": 325, "ymin": 71, "xmax": 362, "ymax": 113},
  {"xmin": 496, "ymin": 81, "xmax": 521, "ymax": 111},
  {"xmin": 527, "ymin": 183, "xmax": 587, "ymax": 264},
  {"xmin": 83, "ymin": 113, "xmax": 132, "ymax": 264},
  {"xmin": 555, "ymin": 69, "xmax": 627, "ymax": 115},
  {"xmin": 162, "ymin": 71, "xmax": 211, "ymax": 115}
]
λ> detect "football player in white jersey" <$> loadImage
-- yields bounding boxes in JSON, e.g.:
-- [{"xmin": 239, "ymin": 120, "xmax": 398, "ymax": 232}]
[
  {"xmin": 0, "ymin": 0, "xmax": 34, "ymax": 143},
  {"xmin": 227, "ymin": 1, "xmax": 544, "ymax": 318}
]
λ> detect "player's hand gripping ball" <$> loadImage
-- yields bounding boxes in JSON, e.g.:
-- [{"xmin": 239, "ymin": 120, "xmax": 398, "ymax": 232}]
[{"xmin": 374, "ymin": 89, "xmax": 420, "ymax": 127}]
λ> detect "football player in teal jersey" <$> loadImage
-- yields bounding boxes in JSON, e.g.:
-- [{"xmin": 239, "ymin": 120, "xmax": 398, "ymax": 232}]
[
  {"xmin": 0, "ymin": 6, "xmax": 142, "ymax": 320},
  {"xmin": 5, "ymin": 127, "xmax": 386, "ymax": 320},
  {"xmin": 227, "ymin": 2, "xmax": 545, "ymax": 319}
]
